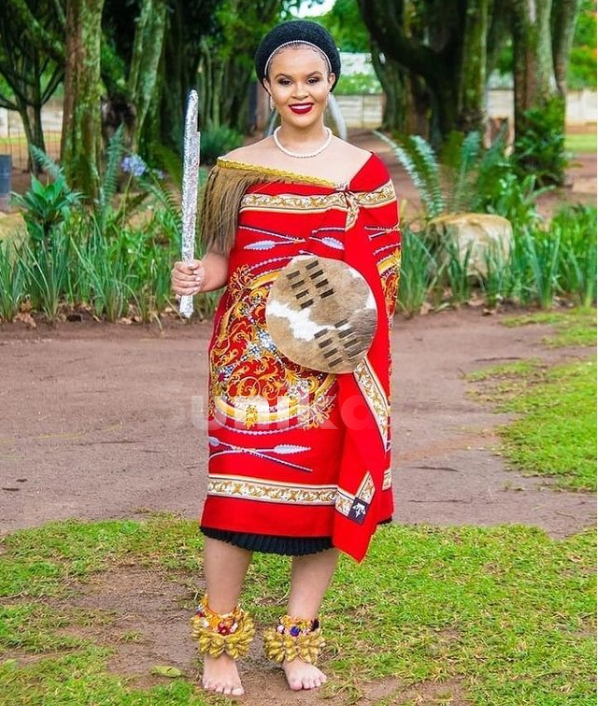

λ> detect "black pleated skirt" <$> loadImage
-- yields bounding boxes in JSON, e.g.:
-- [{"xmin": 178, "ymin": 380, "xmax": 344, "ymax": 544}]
[{"xmin": 200, "ymin": 517, "xmax": 392, "ymax": 556}]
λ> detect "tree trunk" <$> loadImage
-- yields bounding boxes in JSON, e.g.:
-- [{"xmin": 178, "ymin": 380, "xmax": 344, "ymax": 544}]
[
  {"xmin": 5, "ymin": 88, "xmax": 47, "ymax": 175},
  {"xmin": 0, "ymin": 1, "xmax": 63, "ymax": 174},
  {"xmin": 128, "ymin": 0, "xmax": 168, "ymax": 151},
  {"xmin": 486, "ymin": 3, "xmax": 511, "ymax": 75},
  {"xmin": 155, "ymin": 3, "xmax": 193, "ymax": 152},
  {"xmin": 61, "ymin": 0, "xmax": 105, "ymax": 199},
  {"xmin": 457, "ymin": 0, "xmax": 490, "ymax": 132},
  {"xmin": 371, "ymin": 48, "xmax": 403, "ymax": 132},
  {"xmin": 510, "ymin": 0, "xmax": 556, "ymax": 126},
  {"xmin": 15, "ymin": 99, "xmax": 39, "ymax": 173},
  {"xmin": 358, "ymin": 0, "xmax": 492, "ymax": 143},
  {"xmin": 509, "ymin": 0, "xmax": 568, "ymax": 184},
  {"xmin": 29, "ymin": 101, "xmax": 47, "ymax": 173},
  {"xmin": 552, "ymin": 0, "xmax": 582, "ymax": 96}
]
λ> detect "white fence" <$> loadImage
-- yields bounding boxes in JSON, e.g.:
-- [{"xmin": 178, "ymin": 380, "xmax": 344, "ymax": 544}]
[{"xmin": 336, "ymin": 89, "xmax": 597, "ymax": 129}]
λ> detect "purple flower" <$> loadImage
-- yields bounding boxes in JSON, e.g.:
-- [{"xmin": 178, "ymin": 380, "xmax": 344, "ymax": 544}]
[{"xmin": 121, "ymin": 154, "xmax": 147, "ymax": 177}]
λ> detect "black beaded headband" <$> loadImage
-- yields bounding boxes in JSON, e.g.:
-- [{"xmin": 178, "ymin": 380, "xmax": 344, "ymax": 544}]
[{"xmin": 254, "ymin": 20, "xmax": 341, "ymax": 91}]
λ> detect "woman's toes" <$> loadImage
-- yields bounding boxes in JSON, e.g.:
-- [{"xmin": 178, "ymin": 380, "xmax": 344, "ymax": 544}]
[
  {"xmin": 232, "ymin": 686, "xmax": 244, "ymax": 696},
  {"xmin": 291, "ymin": 678, "xmax": 303, "ymax": 691}
]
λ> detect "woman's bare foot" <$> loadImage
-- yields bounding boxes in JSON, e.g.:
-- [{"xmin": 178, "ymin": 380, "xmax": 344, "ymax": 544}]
[
  {"xmin": 283, "ymin": 658, "xmax": 328, "ymax": 690},
  {"xmin": 202, "ymin": 654, "xmax": 244, "ymax": 696}
]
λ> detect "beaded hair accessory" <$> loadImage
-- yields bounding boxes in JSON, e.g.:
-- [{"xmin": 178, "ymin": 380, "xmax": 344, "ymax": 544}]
[{"xmin": 264, "ymin": 40, "xmax": 333, "ymax": 79}]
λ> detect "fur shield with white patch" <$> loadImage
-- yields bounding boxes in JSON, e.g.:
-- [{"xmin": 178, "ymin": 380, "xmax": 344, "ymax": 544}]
[{"xmin": 265, "ymin": 255, "xmax": 378, "ymax": 373}]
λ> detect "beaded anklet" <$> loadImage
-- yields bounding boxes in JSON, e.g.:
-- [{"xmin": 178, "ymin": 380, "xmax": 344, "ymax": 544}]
[
  {"xmin": 263, "ymin": 614, "xmax": 325, "ymax": 664},
  {"xmin": 190, "ymin": 593, "xmax": 255, "ymax": 660}
]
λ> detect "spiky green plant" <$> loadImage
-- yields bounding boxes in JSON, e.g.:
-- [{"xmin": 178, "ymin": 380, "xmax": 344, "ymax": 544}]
[
  {"xmin": 550, "ymin": 205, "xmax": 597, "ymax": 306},
  {"xmin": 480, "ymin": 241, "xmax": 513, "ymax": 309},
  {"xmin": 397, "ymin": 228, "xmax": 438, "ymax": 316},
  {"xmin": 442, "ymin": 239, "xmax": 476, "ymax": 305},
  {"xmin": 0, "ymin": 240, "xmax": 26, "ymax": 321},
  {"xmin": 523, "ymin": 232, "xmax": 562, "ymax": 309},
  {"xmin": 97, "ymin": 124, "xmax": 126, "ymax": 230},
  {"xmin": 136, "ymin": 169, "xmax": 182, "ymax": 233},
  {"xmin": 375, "ymin": 127, "xmax": 553, "ymax": 234},
  {"xmin": 509, "ymin": 236, "xmax": 535, "ymax": 306},
  {"xmin": 21, "ymin": 229, "xmax": 72, "ymax": 321},
  {"xmin": 149, "ymin": 143, "xmax": 184, "ymax": 189},
  {"xmin": 29, "ymin": 144, "xmax": 69, "ymax": 183},
  {"xmin": 439, "ymin": 130, "xmax": 483, "ymax": 213},
  {"xmin": 72, "ymin": 226, "xmax": 134, "ymax": 322},
  {"xmin": 376, "ymin": 130, "xmax": 445, "ymax": 218},
  {"xmin": 562, "ymin": 245, "xmax": 598, "ymax": 307}
]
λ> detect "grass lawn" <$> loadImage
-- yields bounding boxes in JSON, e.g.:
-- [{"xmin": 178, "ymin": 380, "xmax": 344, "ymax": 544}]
[
  {"xmin": 468, "ymin": 357, "xmax": 596, "ymax": 491},
  {"xmin": 501, "ymin": 308, "xmax": 597, "ymax": 348},
  {"xmin": 1, "ymin": 516, "xmax": 595, "ymax": 706},
  {"xmin": 565, "ymin": 133, "xmax": 597, "ymax": 154},
  {"xmin": 467, "ymin": 308, "xmax": 597, "ymax": 491}
]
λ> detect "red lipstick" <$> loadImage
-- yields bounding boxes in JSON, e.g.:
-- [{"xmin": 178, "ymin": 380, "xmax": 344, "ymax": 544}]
[{"xmin": 289, "ymin": 104, "xmax": 314, "ymax": 114}]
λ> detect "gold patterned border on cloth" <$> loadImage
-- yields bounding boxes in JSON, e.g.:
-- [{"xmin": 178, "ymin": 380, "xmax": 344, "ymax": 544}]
[
  {"xmin": 336, "ymin": 468, "xmax": 392, "ymax": 524},
  {"xmin": 239, "ymin": 181, "xmax": 396, "ymax": 230},
  {"xmin": 335, "ymin": 471, "xmax": 375, "ymax": 524},
  {"xmin": 207, "ymin": 469, "xmax": 392, "ymax": 510},
  {"xmin": 382, "ymin": 467, "xmax": 392, "ymax": 490},
  {"xmin": 207, "ymin": 474, "xmax": 338, "ymax": 505},
  {"xmin": 353, "ymin": 356, "xmax": 390, "ymax": 446}
]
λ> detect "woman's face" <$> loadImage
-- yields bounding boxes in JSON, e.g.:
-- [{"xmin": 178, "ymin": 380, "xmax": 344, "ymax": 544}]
[{"xmin": 264, "ymin": 46, "xmax": 335, "ymax": 129}]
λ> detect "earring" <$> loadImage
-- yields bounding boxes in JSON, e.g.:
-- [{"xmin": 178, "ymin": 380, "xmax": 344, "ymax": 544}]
[
  {"xmin": 326, "ymin": 93, "xmax": 330, "ymax": 106},
  {"xmin": 269, "ymin": 95, "xmax": 275, "ymax": 111}
]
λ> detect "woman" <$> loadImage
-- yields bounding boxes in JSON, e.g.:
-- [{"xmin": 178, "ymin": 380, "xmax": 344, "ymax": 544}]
[{"xmin": 171, "ymin": 20, "xmax": 401, "ymax": 697}]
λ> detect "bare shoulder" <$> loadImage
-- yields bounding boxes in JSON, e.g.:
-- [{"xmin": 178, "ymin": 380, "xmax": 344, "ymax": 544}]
[
  {"xmin": 333, "ymin": 138, "xmax": 371, "ymax": 159},
  {"xmin": 329, "ymin": 138, "xmax": 373, "ymax": 168},
  {"xmin": 221, "ymin": 139, "xmax": 273, "ymax": 164}
]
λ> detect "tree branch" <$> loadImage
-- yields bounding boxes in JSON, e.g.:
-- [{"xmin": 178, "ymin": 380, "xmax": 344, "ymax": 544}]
[
  {"xmin": 0, "ymin": 91, "xmax": 18, "ymax": 110},
  {"xmin": 358, "ymin": 0, "xmax": 446, "ymax": 86},
  {"xmin": 4, "ymin": 0, "xmax": 64, "ymax": 61},
  {"xmin": 52, "ymin": 0, "xmax": 67, "ymax": 30},
  {"xmin": 551, "ymin": 0, "xmax": 581, "ymax": 96}
]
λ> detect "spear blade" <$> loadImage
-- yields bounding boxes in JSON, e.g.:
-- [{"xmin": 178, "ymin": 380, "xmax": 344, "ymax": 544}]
[{"xmin": 179, "ymin": 90, "xmax": 201, "ymax": 318}]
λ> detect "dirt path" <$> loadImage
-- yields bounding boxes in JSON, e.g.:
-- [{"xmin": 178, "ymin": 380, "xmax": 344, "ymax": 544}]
[
  {"xmin": 1, "ymin": 309, "xmax": 595, "ymax": 706},
  {"xmin": 1, "ymin": 309, "xmax": 595, "ymax": 536}
]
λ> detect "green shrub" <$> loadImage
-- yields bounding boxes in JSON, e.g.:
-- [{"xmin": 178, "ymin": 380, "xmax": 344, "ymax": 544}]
[
  {"xmin": 11, "ymin": 175, "xmax": 82, "ymax": 250},
  {"xmin": 377, "ymin": 127, "xmax": 548, "ymax": 230},
  {"xmin": 512, "ymin": 99, "xmax": 569, "ymax": 187},
  {"xmin": 200, "ymin": 122, "xmax": 243, "ymax": 165}
]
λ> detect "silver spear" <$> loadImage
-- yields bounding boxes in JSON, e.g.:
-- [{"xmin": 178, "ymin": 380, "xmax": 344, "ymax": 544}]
[{"xmin": 179, "ymin": 90, "xmax": 201, "ymax": 318}]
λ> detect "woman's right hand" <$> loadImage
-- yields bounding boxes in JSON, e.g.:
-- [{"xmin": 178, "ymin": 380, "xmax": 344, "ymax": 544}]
[{"xmin": 171, "ymin": 259, "xmax": 205, "ymax": 297}]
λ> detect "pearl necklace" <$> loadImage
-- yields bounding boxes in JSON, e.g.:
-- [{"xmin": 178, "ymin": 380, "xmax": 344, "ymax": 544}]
[{"xmin": 273, "ymin": 126, "xmax": 332, "ymax": 159}]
